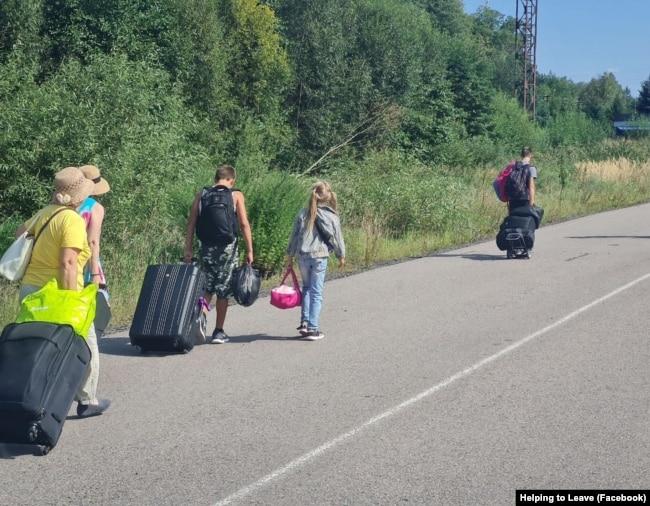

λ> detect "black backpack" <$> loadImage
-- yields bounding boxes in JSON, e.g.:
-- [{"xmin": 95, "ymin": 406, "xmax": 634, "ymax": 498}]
[
  {"xmin": 505, "ymin": 162, "xmax": 530, "ymax": 201},
  {"xmin": 196, "ymin": 186, "xmax": 239, "ymax": 247}
]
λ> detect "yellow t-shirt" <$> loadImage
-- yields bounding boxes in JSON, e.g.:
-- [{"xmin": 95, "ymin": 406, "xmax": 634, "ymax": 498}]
[{"xmin": 22, "ymin": 205, "xmax": 91, "ymax": 291}]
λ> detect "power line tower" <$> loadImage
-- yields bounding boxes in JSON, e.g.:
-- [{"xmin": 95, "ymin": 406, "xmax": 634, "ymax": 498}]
[{"xmin": 515, "ymin": 0, "xmax": 538, "ymax": 118}]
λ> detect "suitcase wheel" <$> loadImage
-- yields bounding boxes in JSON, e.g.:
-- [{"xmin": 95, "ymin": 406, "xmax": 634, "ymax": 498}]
[
  {"xmin": 37, "ymin": 445, "xmax": 51, "ymax": 456},
  {"xmin": 27, "ymin": 424, "xmax": 39, "ymax": 443},
  {"xmin": 506, "ymin": 250, "xmax": 514, "ymax": 259}
]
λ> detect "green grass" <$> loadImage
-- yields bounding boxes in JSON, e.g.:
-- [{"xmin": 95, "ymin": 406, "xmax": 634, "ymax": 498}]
[{"xmin": 342, "ymin": 163, "xmax": 650, "ymax": 273}]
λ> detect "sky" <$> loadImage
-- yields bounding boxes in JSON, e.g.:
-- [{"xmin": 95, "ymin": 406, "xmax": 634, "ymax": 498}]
[{"xmin": 463, "ymin": 0, "xmax": 650, "ymax": 96}]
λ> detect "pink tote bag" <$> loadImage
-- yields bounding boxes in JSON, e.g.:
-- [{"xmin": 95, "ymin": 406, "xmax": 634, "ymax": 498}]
[{"xmin": 270, "ymin": 267, "xmax": 302, "ymax": 309}]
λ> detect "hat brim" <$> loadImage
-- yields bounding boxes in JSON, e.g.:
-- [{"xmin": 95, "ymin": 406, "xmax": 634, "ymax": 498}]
[{"xmin": 91, "ymin": 178, "xmax": 110, "ymax": 196}]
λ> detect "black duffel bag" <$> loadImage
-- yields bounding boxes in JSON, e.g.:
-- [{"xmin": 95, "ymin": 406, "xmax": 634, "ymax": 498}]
[
  {"xmin": 509, "ymin": 204, "xmax": 544, "ymax": 229},
  {"xmin": 231, "ymin": 264, "xmax": 261, "ymax": 307},
  {"xmin": 496, "ymin": 215, "xmax": 536, "ymax": 251}
]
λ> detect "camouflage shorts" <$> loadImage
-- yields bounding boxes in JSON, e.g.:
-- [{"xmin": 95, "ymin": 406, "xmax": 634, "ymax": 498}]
[{"xmin": 201, "ymin": 241, "xmax": 238, "ymax": 299}]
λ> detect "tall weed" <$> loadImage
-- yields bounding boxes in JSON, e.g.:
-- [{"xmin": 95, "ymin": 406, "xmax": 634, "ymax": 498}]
[{"xmin": 334, "ymin": 150, "xmax": 469, "ymax": 236}]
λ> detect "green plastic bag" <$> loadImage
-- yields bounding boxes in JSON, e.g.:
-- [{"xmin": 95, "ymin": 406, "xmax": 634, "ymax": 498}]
[{"xmin": 16, "ymin": 278, "xmax": 98, "ymax": 338}]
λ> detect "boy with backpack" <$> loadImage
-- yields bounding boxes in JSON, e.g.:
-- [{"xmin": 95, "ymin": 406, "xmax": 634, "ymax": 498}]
[
  {"xmin": 495, "ymin": 147, "xmax": 543, "ymax": 257},
  {"xmin": 507, "ymin": 146, "xmax": 537, "ymax": 211},
  {"xmin": 506, "ymin": 146, "xmax": 543, "ymax": 228},
  {"xmin": 184, "ymin": 165, "xmax": 253, "ymax": 343}
]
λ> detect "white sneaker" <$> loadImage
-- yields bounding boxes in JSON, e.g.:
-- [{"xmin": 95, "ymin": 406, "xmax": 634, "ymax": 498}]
[{"xmin": 304, "ymin": 330, "xmax": 325, "ymax": 341}]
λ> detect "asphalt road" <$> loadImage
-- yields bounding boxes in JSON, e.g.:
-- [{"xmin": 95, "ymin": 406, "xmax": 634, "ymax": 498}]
[{"xmin": 1, "ymin": 204, "xmax": 649, "ymax": 505}]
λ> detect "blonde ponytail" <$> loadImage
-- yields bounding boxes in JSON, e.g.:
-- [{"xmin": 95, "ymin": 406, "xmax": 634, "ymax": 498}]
[
  {"xmin": 307, "ymin": 181, "xmax": 336, "ymax": 231},
  {"xmin": 307, "ymin": 187, "xmax": 319, "ymax": 232}
]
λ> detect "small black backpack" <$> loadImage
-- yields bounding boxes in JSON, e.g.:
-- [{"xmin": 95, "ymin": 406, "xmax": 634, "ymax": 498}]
[
  {"xmin": 506, "ymin": 162, "xmax": 530, "ymax": 201},
  {"xmin": 196, "ymin": 186, "xmax": 239, "ymax": 246}
]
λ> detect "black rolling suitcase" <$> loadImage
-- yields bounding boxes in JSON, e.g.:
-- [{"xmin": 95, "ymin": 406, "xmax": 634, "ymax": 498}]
[
  {"xmin": 496, "ymin": 215, "xmax": 536, "ymax": 258},
  {"xmin": 129, "ymin": 264, "xmax": 205, "ymax": 353},
  {"xmin": 0, "ymin": 322, "xmax": 91, "ymax": 455}
]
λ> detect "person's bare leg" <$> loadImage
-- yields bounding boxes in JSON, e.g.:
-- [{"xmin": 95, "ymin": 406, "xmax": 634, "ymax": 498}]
[
  {"xmin": 215, "ymin": 298, "xmax": 228, "ymax": 330},
  {"xmin": 207, "ymin": 298, "xmax": 230, "ymax": 343}
]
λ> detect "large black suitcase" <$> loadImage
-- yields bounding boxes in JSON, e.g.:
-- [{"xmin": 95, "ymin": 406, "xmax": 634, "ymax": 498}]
[
  {"xmin": 129, "ymin": 264, "xmax": 205, "ymax": 353},
  {"xmin": 0, "ymin": 322, "xmax": 91, "ymax": 455},
  {"xmin": 496, "ymin": 215, "xmax": 536, "ymax": 251}
]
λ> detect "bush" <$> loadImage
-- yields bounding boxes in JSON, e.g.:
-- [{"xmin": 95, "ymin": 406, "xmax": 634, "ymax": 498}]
[
  {"xmin": 334, "ymin": 149, "xmax": 470, "ymax": 236},
  {"xmin": 546, "ymin": 111, "xmax": 608, "ymax": 147},
  {"xmin": 0, "ymin": 53, "xmax": 217, "ymax": 287},
  {"xmin": 237, "ymin": 169, "xmax": 307, "ymax": 274},
  {"xmin": 488, "ymin": 93, "xmax": 546, "ymax": 153}
]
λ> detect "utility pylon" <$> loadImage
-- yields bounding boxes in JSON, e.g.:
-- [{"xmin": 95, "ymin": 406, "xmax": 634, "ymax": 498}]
[{"xmin": 515, "ymin": 0, "xmax": 538, "ymax": 118}]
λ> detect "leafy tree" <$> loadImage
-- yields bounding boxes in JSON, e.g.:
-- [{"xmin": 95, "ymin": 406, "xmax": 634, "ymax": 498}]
[
  {"xmin": 220, "ymin": 0, "xmax": 290, "ymax": 114},
  {"xmin": 414, "ymin": 0, "xmax": 468, "ymax": 35},
  {"xmin": 274, "ymin": 0, "xmax": 378, "ymax": 168},
  {"xmin": 34, "ymin": 1, "xmax": 233, "ymax": 119},
  {"xmin": 637, "ymin": 76, "xmax": 650, "ymax": 116},
  {"xmin": 274, "ymin": 0, "xmax": 468, "ymax": 167},
  {"xmin": 488, "ymin": 93, "xmax": 544, "ymax": 153},
  {"xmin": 0, "ymin": 53, "xmax": 211, "ymax": 224},
  {"xmin": 611, "ymin": 87, "xmax": 635, "ymax": 121},
  {"xmin": 356, "ymin": 0, "xmax": 461, "ymax": 161},
  {"xmin": 470, "ymin": 6, "xmax": 517, "ymax": 94},
  {"xmin": 579, "ymin": 72, "xmax": 633, "ymax": 122},
  {"xmin": 536, "ymin": 73, "xmax": 581, "ymax": 125},
  {"xmin": 444, "ymin": 35, "xmax": 492, "ymax": 136}
]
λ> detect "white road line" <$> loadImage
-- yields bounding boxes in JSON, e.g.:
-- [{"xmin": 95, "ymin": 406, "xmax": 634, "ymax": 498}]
[{"xmin": 213, "ymin": 272, "xmax": 650, "ymax": 506}]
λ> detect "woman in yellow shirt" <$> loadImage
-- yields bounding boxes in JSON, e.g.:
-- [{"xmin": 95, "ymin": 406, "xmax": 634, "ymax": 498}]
[{"xmin": 17, "ymin": 166, "xmax": 111, "ymax": 418}]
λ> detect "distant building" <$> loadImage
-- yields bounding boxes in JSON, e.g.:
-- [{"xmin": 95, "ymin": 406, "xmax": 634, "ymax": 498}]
[{"xmin": 613, "ymin": 121, "xmax": 650, "ymax": 136}]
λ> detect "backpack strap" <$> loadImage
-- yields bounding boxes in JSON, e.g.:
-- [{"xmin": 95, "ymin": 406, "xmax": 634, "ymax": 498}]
[
  {"xmin": 198, "ymin": 188, "xmax": 207, "ymax": 214},
  {"xmin": 314, "ymin": 215, "xmax": 335, "ymax": 252}
]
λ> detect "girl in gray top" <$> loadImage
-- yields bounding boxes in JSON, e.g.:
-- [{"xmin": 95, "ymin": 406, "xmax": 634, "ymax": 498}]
[{"xmin": 286, "ymin": 181, "xmax": 346, "ymax": 340}]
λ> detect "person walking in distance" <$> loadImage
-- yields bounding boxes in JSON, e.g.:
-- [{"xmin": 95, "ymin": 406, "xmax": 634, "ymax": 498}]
[
  {"xmin": 507, "ymin": 146, "xmax": 543, "ymax": 228},
  {"xmin": 507, "ymin": 147, "xmax": 537, "ymax": 211},
  {"xmin": 184, "ymin": 165, "xmax": 253, "ymax": 344},
  {"xmin": 286, "ymin": 181, "xmax": 346, "ymax": 341}
]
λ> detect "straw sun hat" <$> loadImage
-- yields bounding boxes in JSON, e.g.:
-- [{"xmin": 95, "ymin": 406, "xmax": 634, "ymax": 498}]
[
  {"xmin": 53, "ymin": 167, "xmax": 95, "ymax": 207},
  {"xmin": 79, "ymin": 165, "xmax": 111, "ymax": 196}
]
